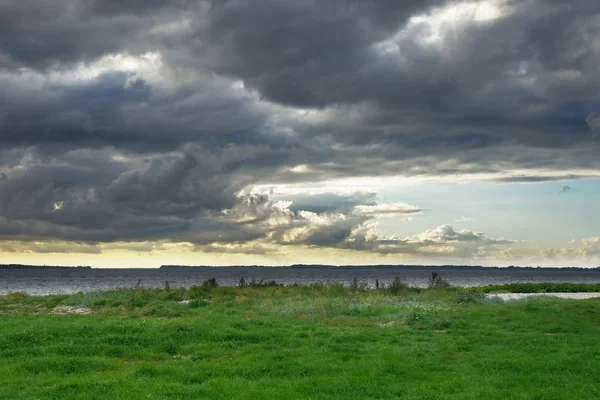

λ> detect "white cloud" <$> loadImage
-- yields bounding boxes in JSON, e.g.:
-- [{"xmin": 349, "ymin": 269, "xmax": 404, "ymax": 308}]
[
  {"xmin": 404, "ymin": 224, "xmax": 510, "ymax": 245},
  {"xmin": 541, "ymin": 237, "xmax": 600, "ymax": 260},
  {"xmin": 353, "ymin": 202, "xmax": 421, "ymax": 216}
]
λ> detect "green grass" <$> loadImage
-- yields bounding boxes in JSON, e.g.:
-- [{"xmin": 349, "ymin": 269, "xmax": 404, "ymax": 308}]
[{"xmin": 1, "ymin": 283, "xmax": 599, "ymax": 399}]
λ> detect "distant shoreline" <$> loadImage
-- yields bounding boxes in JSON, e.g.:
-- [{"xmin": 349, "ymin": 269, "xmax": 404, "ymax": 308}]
[
  {"xmin": 161, "ymin": 264, "xmax": 600, "ymax": 271},
  {"xmin": 1, "ymin": 264, "xmax": 599, "ymax": 271},
  {"xmin": 0, "ymin": 264, "xmax": 92, "ymax": 269}
]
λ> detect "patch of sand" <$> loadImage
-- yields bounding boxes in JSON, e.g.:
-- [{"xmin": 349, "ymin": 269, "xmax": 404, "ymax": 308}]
[
  {"xmin": 52, "ymin": 306, "xmax": 92, "ymax": 315},
  {"xmin": 487, "ymin": 293, "xmax": 600, "ymax": 301}
]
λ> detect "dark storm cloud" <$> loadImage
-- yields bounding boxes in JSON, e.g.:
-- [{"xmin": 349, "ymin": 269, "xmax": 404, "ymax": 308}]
[
  {"xmin": 194, "ymin": 0, "xmax": 444, "ymax": 107},
  {"xmin": 0, "ymin": 72, "xmax": 151, "ymax": 151},
  {"xmin": 0, "ymin": 0, "xmax": 178, "ymax": 69},
  {"xmin": 186, "ymin": 0, "xmax": 600, "ymax": 151},
  {"xmin": 1, "ymin": 0, "xmax": 600, "ymax": 252},
  {"xmin": 0, "ymin": 70, "xmax": 278, "ymax": 153},
  {"xmin": 108, "ymin": 151, "xmax": 241, "ymax": 217},
  {"xmin": 0, "ymin": 148, "xmax": 248, "ymax": 243}
]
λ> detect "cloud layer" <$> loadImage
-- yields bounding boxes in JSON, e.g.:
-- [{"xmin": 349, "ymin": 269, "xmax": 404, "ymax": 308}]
[{"xmin": 1, "ymin": 0, "xmax": 599, "ymax": 263}]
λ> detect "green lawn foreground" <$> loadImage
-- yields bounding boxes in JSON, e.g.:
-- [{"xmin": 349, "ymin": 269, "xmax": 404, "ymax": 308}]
[{"xmin": 1, "ymin": 283, "xmax": 599, "ymax": 400}]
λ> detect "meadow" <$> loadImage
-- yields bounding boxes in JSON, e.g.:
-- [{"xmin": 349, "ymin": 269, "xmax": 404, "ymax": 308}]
[{"xmin": 1, "ymin": 280, "xmax": 599, "ymax": 399}]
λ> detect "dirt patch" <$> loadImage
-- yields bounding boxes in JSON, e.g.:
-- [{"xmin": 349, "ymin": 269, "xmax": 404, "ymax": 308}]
[{"xmin": 52, "ymin": 306, "xmax": 92, "ymax": 315}]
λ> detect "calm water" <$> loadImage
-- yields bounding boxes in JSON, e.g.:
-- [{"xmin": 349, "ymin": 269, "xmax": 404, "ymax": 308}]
[{"xmin": 2, "ymin": 266, "xmax": 600, "ymax": 296}]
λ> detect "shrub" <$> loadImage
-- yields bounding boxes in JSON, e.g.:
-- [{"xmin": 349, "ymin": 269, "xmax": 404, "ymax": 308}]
[
  {"xmin": 202, "ymin": 278, "xmax": 219, "ymax": 290},
  {"xmin": 428, "ymin": 272, "xmax": 451, "ymax": 289},
  {"xmin": 403, "ymin": 310, "xmax": 425, "ymax": 325},
  {"xmin": 387, "ymin": 277, "xmax": 409, "ymax": 296},
  {"xmin": 247, "ymin": 279, "xmax": 283, "ymax": 288}
]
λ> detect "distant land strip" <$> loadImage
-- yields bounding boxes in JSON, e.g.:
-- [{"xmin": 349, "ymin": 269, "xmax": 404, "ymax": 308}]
[{"xmin": 1, "ymin": 264, "xmax": 599, "ymax": 270}]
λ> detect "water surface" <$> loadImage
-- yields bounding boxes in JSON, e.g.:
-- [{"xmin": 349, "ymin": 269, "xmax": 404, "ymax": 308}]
[{"xmin": 2, "ymin": 266, "xmax": 599, "ymax": 295}]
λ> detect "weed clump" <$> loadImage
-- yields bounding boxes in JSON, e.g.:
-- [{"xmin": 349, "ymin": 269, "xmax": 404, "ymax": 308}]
[
  {"xmin": 350, "ymin": 277, "xmax": 368, "ymax": 292},
  {"xmin": 387, "ymin": 278, "xmax": 410, "ymax": 296},
  {"xmin": 455, "ymin": 290, "xmax": 485, "ymax": 304}
]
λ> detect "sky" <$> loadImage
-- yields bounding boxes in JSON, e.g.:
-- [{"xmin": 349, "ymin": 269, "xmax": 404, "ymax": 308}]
[{"xmin": 1, "ymin": 0, "xmax": 600, "ymax": 268}]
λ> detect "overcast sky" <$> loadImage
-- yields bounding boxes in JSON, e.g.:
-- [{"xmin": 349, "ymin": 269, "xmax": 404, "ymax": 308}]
[{"xmin": 1, "ymin": 0, "xmax": 599, "ymax": 267}]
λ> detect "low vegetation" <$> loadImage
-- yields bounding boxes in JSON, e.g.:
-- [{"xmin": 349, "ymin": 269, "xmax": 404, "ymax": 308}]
[
  {"xmin": 473, "ymin": 282, "xmax": 600, "ymax": 293},
  {"xmin": 1, "ymin": 278, "xmax": 599, "ymax": 399}
]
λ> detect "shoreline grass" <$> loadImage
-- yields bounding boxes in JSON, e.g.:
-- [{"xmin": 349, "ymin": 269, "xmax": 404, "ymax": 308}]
[{"xmin": 1, "ymin": 280, "xmax": 599, "ymax": 399}]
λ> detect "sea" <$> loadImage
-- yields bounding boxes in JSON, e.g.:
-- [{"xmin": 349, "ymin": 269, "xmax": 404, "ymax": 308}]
[{"xmin": 1, "ymin": 265, "xmax": 600, "ymax": 296}]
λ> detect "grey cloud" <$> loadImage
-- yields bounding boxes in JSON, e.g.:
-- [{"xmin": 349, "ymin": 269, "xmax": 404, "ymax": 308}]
[
  {"xmin": 108, "ymin": 152, "xmax": 239, "ymax": 217},
  {"xmin": 0, "ymin": 148, "xmax": 254, "ymax": 244},
  {"xmin": 491, "ymin": 175, "xmax": 589, "ymax": 183},
  {"xmin": 587, "ymin": 113, "xmax": 600, "ymax": 130},
  {"xmin": 0, "ymin": 240, "xmax": 102, "ymax": 254}
]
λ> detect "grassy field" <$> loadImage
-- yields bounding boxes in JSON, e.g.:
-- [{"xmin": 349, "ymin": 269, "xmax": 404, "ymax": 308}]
[{"xmin": 1, "ymin": 282, "xmax": 599, "ymax": 399}]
